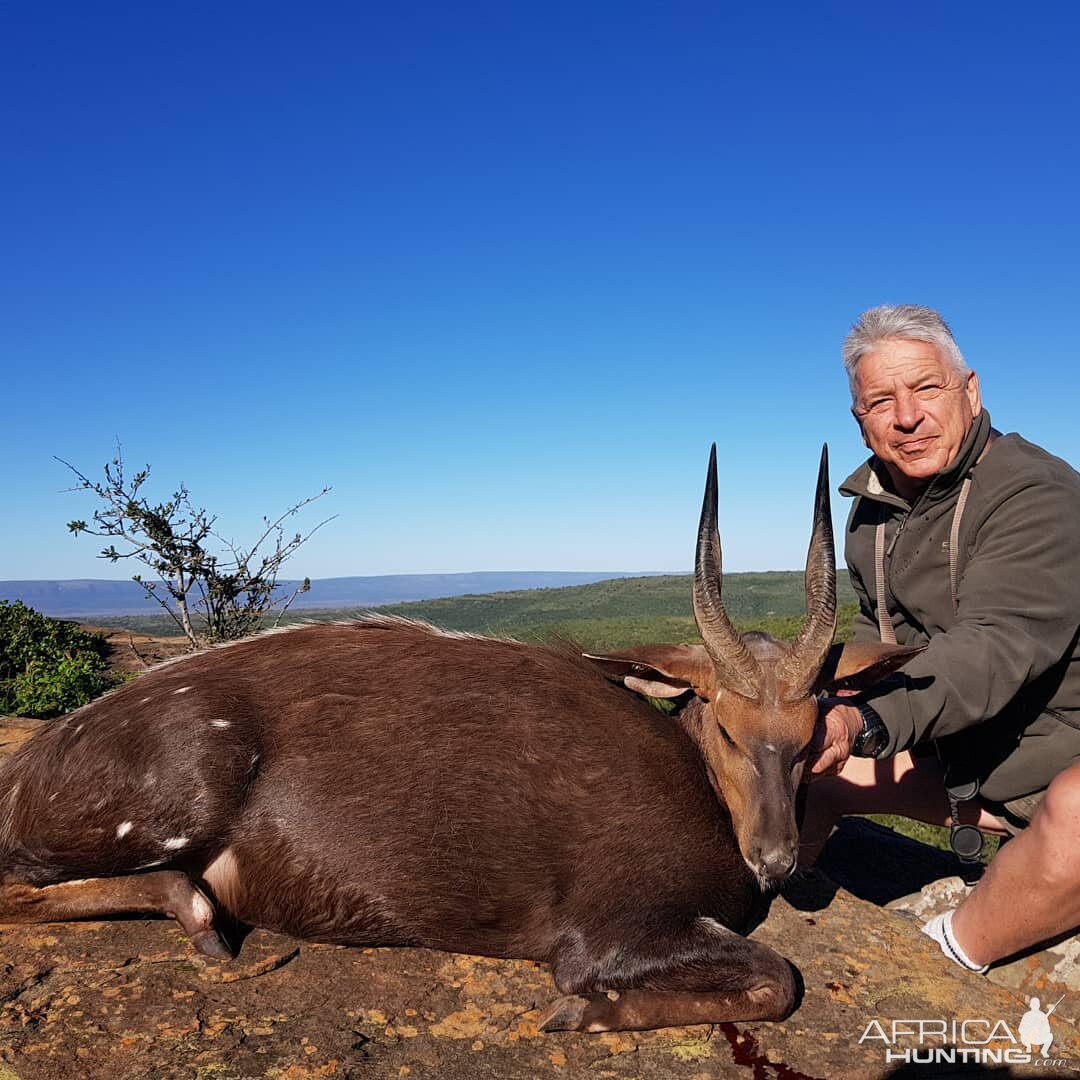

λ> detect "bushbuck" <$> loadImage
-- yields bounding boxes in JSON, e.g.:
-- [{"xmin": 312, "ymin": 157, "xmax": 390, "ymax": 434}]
[{"xmin": 0, "ymin": 446, "xmax": 917, "ymax": 1032}]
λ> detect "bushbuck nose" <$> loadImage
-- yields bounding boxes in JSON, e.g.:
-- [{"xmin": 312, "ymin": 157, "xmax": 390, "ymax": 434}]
[{"xmin": 760, "ymin": 848, "xmax": 797, "ymax": 883}]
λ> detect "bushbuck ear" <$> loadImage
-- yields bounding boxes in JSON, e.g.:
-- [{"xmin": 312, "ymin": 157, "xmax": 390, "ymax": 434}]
[
  {"xmin": 584, "ymin": 645, "xmax": 716, "ymax": 700},
  {"xmin": 817, "ymin": 641, "xmax": 925, "ymax": 693}
]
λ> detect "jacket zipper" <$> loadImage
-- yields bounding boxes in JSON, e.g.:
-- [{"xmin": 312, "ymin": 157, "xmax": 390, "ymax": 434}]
[{"xmin": 884, "ymin": 481, "xmax": 935, "ymax": 559}]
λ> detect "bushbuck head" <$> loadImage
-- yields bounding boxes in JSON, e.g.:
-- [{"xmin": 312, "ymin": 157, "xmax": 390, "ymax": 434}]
[{"xmin": 589, "ymin": 445, "xmax": 918, "ymax": 888}]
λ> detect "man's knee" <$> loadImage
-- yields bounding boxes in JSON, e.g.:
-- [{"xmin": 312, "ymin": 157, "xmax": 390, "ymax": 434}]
[
  {"xmin": 1036, "ymin": 763, "xmax": 1080, "ymax": 827},
  {"xmin": 1025, "ymin": 763, "xmax": 1080, "ymax": 874}
]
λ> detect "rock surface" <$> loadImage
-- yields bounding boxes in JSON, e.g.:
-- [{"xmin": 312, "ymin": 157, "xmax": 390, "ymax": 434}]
[
  {"xmin": 83, "ymin": 625, "xmax": 193, "ymax": 674},
  {"xmin": 3, "ymin": 719, "xmax": 1079, "ymax": 1078}
]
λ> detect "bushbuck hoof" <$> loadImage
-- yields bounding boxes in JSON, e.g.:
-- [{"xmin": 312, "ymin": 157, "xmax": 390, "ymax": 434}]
[
  {"xmin": 538, "ymin": 994, "xmax": 590, "ymax": 1033},
  {"xmin": 189, "ymin": 928, "xmax": 233, "ymax": 960}
]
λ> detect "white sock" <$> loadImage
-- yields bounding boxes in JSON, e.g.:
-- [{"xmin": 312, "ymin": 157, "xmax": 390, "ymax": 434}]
[{"xmin": 921, "ymin": 909, "xmax": 989, "ymax": 974}]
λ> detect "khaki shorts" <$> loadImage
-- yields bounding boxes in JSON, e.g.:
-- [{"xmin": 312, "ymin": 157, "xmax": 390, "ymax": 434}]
[{"xmin": 980, "ymin": 791, "xmax": 1046, "ymax": 835}]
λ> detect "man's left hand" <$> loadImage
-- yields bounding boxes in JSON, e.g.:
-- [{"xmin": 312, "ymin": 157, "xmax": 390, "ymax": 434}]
[{"xmin": 806, "ymin": 698, "xmax": 864, "ymax": 780}]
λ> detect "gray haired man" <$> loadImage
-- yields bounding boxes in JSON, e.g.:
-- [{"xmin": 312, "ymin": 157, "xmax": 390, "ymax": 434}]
[{"xmin": 802, "ymin": 304, "xmax": 1080, "ymax": 972}]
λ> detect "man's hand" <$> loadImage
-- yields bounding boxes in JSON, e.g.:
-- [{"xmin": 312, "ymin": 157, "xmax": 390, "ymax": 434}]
[{"xmin": 806, "ymin": 698, "xmax": 864, "ymax": 780}]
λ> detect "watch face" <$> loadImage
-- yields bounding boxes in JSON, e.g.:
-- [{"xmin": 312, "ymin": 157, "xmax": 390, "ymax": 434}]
[
  {"xmin": 853, "ymin": 705, "xmax": 888, "ymax": 757},
  {"xmin": 860, "ymin": 725, "xmax": 888, "ymax": 757}
]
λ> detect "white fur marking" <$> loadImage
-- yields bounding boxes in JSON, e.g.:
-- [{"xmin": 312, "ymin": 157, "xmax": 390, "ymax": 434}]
[
  {"xmin": 163, "ymin": 836, "xmax": 190, "ymax": 850},
  {"xmin": 73, "ymin": 724, "xmax": 84, "ymax": 735},
  {"xmin": 116, "ymin": 821, "xmax": 134, "ymax": 839},
  {"xmin": 210, "ymin": 719, "xmax": 231, "ymax": 729},
  {"xmin": 698, "ymin": 916, "xmax": 728, "ymax": 935},
  {"xmin": 173, "ymin": 686, "xmax": 192, "ymax": 695},
  {"xmin": 204, "ymin": 847, "xmax": 242, "ymax": 913},
  {"xmin": 140, "ymin": 697, "xmax": 152, "ymax": 705},
  {"xmin": 763, "ymin": 742, "xmax": 778, "ymax": 753}
]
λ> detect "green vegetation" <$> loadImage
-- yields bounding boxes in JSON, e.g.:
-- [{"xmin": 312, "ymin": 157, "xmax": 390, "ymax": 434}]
[
  {"xmin": 367, "ymin": 571, "xmax": 857, "ymax": 651},
  {"xmin": 86, "ymin": 570, "xmax": 860, "ymax": 647},
  {"xmin": 0, "ymin": 600, "xmax": 120, "ymax": 718}
]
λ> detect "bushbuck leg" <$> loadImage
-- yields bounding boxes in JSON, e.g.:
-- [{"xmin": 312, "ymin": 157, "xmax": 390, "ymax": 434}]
[
  {"xmin": 541, "ymin": 918, "xmax": 795, "ymax": 1032},
  {"xmin": 0, "ymin": 872, "xmax": 232, "ymax": 959}
]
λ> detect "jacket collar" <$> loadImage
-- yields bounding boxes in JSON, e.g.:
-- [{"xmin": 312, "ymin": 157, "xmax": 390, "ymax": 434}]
[{"xmin": 839, "ymin": 409, "xmax": 993, "ymax": 509}]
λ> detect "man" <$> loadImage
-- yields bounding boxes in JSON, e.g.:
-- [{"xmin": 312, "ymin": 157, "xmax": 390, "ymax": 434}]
[{"xmin": 802, "ymin": 304, "xmax": 1080, "ymax": 973}]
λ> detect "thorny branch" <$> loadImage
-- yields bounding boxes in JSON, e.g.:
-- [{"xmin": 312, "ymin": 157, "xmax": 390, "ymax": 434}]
[{"xmin": 59, "ymin": 443, "xmax": 334, "ymax": 650}]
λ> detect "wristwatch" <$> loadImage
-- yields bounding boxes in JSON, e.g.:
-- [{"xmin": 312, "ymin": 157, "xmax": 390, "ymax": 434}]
[{"xmin": 851, "ymin": 699, "xmax": 889, "ymax": 758}]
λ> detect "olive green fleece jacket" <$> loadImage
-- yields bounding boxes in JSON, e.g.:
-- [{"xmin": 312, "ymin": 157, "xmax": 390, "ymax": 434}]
[{"xmin": 840, "ymin": 409, "xmax": 1080, "ymax": 803}]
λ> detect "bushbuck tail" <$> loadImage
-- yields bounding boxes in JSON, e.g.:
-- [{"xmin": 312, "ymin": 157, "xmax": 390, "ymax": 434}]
[{"xmin": 0, "ymin": 446, "xmax": 918, "ymax": 1032}]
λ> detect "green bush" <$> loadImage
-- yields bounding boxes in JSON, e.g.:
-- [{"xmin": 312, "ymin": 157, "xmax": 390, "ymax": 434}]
[{"xmin": 0, "ymin": 600, "xmax": 119, "ymax": 718}]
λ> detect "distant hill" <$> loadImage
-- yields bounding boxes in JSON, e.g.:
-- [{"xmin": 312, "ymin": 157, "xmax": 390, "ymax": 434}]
[
  {"xmin": 0, "ymin": 572, "xmax": 663, "ymax": 619},
  {"xmin": 353, "ymin": 571, "xmax": 860, "ymax": 650},
  {"xmin": 73, "ymin": 571, "xmax": 861, "ymax": 651}
]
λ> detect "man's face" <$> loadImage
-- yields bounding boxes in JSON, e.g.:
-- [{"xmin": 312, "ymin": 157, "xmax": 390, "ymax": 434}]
[{"xmin": 852, "ymin": 338, "xmax": 982, "ymax": 500}]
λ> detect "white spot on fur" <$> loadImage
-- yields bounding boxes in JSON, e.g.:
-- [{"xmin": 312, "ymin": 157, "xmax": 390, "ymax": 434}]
[
  {"xmin": 140, "ymin": 697, "xmax": 152, "ymax": 705},
  {"xmin": 48, "ymin": 791, "xmax": 59, "ymax": 802},
  {"xmin": 763, "ymin": 743, "xmax": 778, "ymax": 753},
  {"xmin": 210, "ymin": 719, "xmax": 230, "ymax": 729},
  {"xmin": 138, "ymin": 859, "xmax": 165, "ymax": 869},
  {"xmin": 72, "ymin": 724, "xmax": 84, "ymax": 735},
  {"xmin": 143, "ymin": 771, "xmax": 157, "ymax": 788},
  {"xmin": 173, "ymin": 686, "xmax": 192, "ymax": 695},
  {"xmin": 163, "ymin": 836, "xmax": 190, "ymax": 850},
  {"xmin": 116, "ymin": 821, "xmax": 133, "ymax": 839}
]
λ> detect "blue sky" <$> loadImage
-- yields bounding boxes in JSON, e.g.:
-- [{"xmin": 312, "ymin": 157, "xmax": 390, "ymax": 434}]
[{"xmin": 4, "ymin": 3, "xmax": 1078, "ymax": 582}]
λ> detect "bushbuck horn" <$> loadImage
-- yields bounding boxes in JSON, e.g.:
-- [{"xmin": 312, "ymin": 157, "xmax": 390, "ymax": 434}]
[
  {"xmin": 777, "ymin": 444, "xmax": 837, "ymax": 700},
  {"xmin": 693, "ymin": 443, "xmax": 763, "ymax": 700}
]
